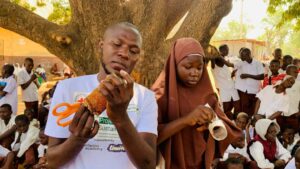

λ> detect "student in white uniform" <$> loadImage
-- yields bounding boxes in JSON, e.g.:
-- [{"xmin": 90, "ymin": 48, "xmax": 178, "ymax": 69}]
[
  {"xmin": 0, "ymin": 104, "xmax": 16, "ymax": 149},
  {"xmin": 17, "ymin": 58, "xmax": 39, "ymax": 118},
  {"xmin": 253, "ymin": 75, "xmax": 295, "ymax": 120},
  {"xmin": 285, "ymin": 147, "xmax": 300, "ymax": 169},
  {"xmin": 0, "ymin": 64, "xmax": 18, "ymax": 114},
  {"xmin": 45, "ymin": 22, "xmax": 158, "ymax": 169},
  {"xmin": 248, "ymin": 119, "xmax": 291, "ymax": 169},
  {"xmin": 211, "ymin": 44, "xmax": 240, "ymax": 119},
  {"xmin": 221, "ymin": 48, "xmax": 265, "ymax": 117}
]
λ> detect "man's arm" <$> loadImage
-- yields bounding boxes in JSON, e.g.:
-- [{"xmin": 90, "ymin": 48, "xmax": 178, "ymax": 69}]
[
  {"xmin": 0, "ymin": 125, "xmax": 16, "ymax": 140},
  {"xmin": 47, "ymin": 107, "xmax": 99, "ymax": 168},
  {"xmin": 240, "ymin": 73, "xmax": 264, "ymax": 80},
  {"xmin": 20, "ymin": 74, "xmax": 37, "ymax": 90},
  {"xmin": 253, "ymin": 99, "xmax": 261, "ymax": 116}
]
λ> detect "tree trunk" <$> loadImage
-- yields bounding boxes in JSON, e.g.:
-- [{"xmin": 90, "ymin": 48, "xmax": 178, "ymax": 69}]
[{"xmin": 0, "ymin": 0, "xmax": 232, "ymax": 87}]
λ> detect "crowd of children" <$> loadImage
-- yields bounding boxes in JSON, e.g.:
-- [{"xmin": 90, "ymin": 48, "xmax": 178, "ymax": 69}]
[{"xmin": 0, "ymin": 33, "xmax": 299, "ymax": 169}]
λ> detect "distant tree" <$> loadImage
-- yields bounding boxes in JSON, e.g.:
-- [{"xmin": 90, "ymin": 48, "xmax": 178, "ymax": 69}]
[
  {"xmin": 268, "ymin": 0, "xmax": 300, "ymax": 30},
  {"xmin": 212, "ymin": 21, "xmax": 253, "ymax": 41},
  {"xmin": 48, "ymin": 0, "xmax": 71, "ymax": 25}
]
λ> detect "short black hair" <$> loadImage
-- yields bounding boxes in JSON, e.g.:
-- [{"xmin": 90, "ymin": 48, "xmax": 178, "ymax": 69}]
[
  {"xmin": 283, "ymin": 55, "xmax": 293, "ymax": 60},
  {"xmin": 0, "ymin": 104, "xmax": 12, "ymax": 112},
  {"xmin": 15, "ymin": 114, "xmax": 30, "ymax": 124},
  {"xmin": 225, "ymin": 157, "xmax": 243, "ymax": 165},
  {"xmin": 286, "ymin": 64, "xmax": 298, "ymax": 74},
  {"xmin": 270, "ymin": 59, "xmax": 280, "ymax": 65},
  {"xmin": 274, "ymin": 48, "xmax": 282, "ymax": 52},
  {"xmin": 219, "ymin": 44, "xmax": 228, "ymax": 51},
  {"xmin": 3, "ymin": 64, "xmax": 14, "ymax": 76},
  {"xmin": 24, "ymin": 57, "xmax": 34, "ymax": 63},
  {"xmin": 241, "ymin": 48, "xmax": 251, "ymax": 54}
]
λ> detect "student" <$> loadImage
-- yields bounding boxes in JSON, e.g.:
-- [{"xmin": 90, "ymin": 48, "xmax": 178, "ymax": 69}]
[
  {"xmin": 254, "ymin": 75, "xmax": 295, "ymax": 120},
  {"xmin": 0, "ymin": 146, "xmax": 14, "ymax": 169},
  {"xmin": 224, "ymin": 158, "xmax": 244, "ymax": 169},
  {"xmin": 152, "ymin": 38, "xmax": 241, "ymax": 169},
  {"xmin": 281, "ymin": 55, "xmax": 294, "ymax": 73},
  {"xmin": 278, "ymin": 65, "xmax": 300, "ymax": 130},
  {"xmin": 263, "ymin": 59, "xmax": 285, "ymax": 88},
  {"xmin": 248, "ymin": 119, "xmax": 291, "ymax": 169},
  {"xmin": 0, "ymin": 64, "xmax": 18, "ymax": 114},
  {"xmin": 221, "ymin": 48, "xmax": 265, "ymax": 117},
  {"xmin": 33, "ymin": 129, "xmax": 48, "ymax": 169},
  {"xmin": 211, "ymin": 44, "xmax": 240, "ymax": 119},
  {"xmin": 11, "ymin": 114, "xmax": 40, "ymax": 168},
  {"xmin": 17, "ymin": 58, "xmax": 39, "ymax": 118},
  {"xmin": 24, "ymin": 108, "xmax": 40, "ymax": 128},
  {"xmin": 0, "ymin": 104, "xmax": 16, "ymax": 149},
  {"xmin": 281, "ymin": 126, "xmax": 299, "ymax": 153},
  {"xmin": 45, "ymin": 22, "xmax": 157, "ymax": 169},
  {"xmin": 235, "ymin": 112, "xmax": 249, "ymax": 131}
]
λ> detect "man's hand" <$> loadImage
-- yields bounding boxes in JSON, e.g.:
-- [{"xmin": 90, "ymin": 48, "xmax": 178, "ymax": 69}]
[
  {"xmin": 31, "ymin": 73, "xmax": 37, "ymax": 81},
  {"xmin": 69, "ymin": 106, "xmax": 99, "ymax": 142},
  {"xmin": 99, "ymin": 70, "xmax": 134, "ymax": 124}
]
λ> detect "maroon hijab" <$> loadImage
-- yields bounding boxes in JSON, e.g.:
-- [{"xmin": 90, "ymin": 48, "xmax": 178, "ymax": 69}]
[{"xmin": 152, "ymin": 38, "xmax": 241, "ymax": 169}]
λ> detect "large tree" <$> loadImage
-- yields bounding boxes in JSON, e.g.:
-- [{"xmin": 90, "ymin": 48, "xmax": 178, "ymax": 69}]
[{"xmin": 0, "ymin": 0, "xmax": 233, "ymax": 86}]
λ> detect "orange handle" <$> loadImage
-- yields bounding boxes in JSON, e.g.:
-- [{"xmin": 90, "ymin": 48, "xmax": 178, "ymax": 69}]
[{"xmin": 52, "ymin": 102, "xmax": 81, "ymax": 127}]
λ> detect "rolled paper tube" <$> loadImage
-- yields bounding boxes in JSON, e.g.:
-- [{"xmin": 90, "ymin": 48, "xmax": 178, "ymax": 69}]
[
  {"xmin": 208, "ymin": 117, "xmax": 228, "ymax": 141},
  {"xmin": 83, "ymin": 87, "xmax": 107, "ymax": 115}
]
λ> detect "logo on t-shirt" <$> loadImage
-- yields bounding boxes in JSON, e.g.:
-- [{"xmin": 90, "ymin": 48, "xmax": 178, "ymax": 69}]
[
  {"xmin": 107, "ymin": 144, "xmax": 125, "ymax": 152},
  {"xmin": 73, "ymin": 92, "xmax": 88, "ymax": 103}
]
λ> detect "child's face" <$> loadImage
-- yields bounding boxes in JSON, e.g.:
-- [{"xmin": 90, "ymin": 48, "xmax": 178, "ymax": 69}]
[
  {"xmin": 176, "ymin": 54, "xmax": 203, "ymax": 87},
  {"xmin": 227, "ymin": 163, "xmax": 243, "ymax": 169},
  {"xmin": 39, "ymin": 131, "xmax": 48, "ymax": 145},
  {"xmin": 16, "ymin": 121, "xmax": 29, "ymax": 133},
  {"xmin": 24, "ymin": 60, "xmax": 34, "ymax": 72},
  {"xmin": 273, "ymin": 50, "xmax": 282, "ymax": 60},
  {"xmin": 24, "ymin": 110, "xmax": 34, "ymax": 121},
  {"xmin": 282, "ymin": 128, "xmax": 295, "ymax": 144},
  {"xmin": 287, "ymin": 67, "xmax": 299, "ymax": 79},
  {"xmin": 283, "ymin": 57, "xmax": 293, "ymax": 66},
  {"xmin": 269, "ymin": 62, "xmax": 280, "ymax": 74},
  {"xmin": 235, "ymin": 117, "xmax": 248, "ymax": 130},
  {"xmin": 232, "ymin": 135, "xmax": 245, "ymax": 149},
  {"xmin": 0, "ymin": 107, "xmax": 11, "ymax": 121},
  {"xmin": 265, "ymin": 124, "xmax": 277, "ymax": 142}
]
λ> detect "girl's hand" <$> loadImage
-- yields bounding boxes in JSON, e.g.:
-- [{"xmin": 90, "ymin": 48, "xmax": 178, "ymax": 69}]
[{"xmin": 184, "ymin": 105, "xmax": 215, "ymax": 126}]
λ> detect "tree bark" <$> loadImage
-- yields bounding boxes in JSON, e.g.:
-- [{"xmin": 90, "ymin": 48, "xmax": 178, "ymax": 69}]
[{"xmin": 0, "ymin": 0, "xmax": 233, "ymax": 87}]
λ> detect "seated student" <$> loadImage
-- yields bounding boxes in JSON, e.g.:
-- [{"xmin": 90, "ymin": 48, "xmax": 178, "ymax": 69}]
[
  {"xmin": 248, "ymin": 119, "xmax": 291, "ymax": 169},
  {"xmin": 0, "ymin": 104, "xmax": 16, "ymax": 149},
  {"xmin": 254, "ymin": 75, "xmax": 295, "ymax": 120},
  {"xmin": 217, "ymin": 157, "xmax": 244, "ymax": 169},
  {"xmin": 0, "ymin": 145, "xmax": 14, "ymax": 169},
  {"xmin": 263, "ymin": 59, "xmax": 286, "ymax": 88},
  {"xmin": 37, "ymin": 106, "xmax": 48, "ymax": 129},
  {"xmin": 33, "ymin": 129, "xmax": 48, "ymax": 169},
  {"xmin": 235, "ymin": 112, "xmax": 249, "ymax": 131},
  {"xmin": 284, "ymin": 147, "xmax": 300, "ymax": 169},
  {"xmin": 281, "ymin": 126, "xmax": 300, "ymax": 154},
  {"xmin": 24, "ymin": 108, "xmax": 40, "ymax": 129},
  {"xmin": 11, "ymin": 115, "xmax": 40, "ymax": 169}
]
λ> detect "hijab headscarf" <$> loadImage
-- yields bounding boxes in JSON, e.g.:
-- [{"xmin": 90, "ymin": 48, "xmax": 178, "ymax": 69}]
[{"xmin": 152, "ymin": 38, "xmax": 241, "ymax": 169}]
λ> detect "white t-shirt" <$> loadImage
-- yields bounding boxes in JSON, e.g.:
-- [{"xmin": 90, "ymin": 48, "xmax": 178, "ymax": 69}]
[
  {"xmin": 256, "ymin": 85, "xmax": 289, "ymax": 118},
  {"xmin": 234, "ymin": 59, "xmax": 264, "ymax": 94},
  {"xmin": 222, "ymin": 143, "xmax": 250, "ymax": 161},
  {"xmin": 0, "ymin": 145, "xmax": 10, "ymax": 157},
  {"xmin": 0, "ymin": 76, "xmax": 18, "ymax": 114},
  {"xmin": 45, "ymin": 74, "xmax": 158, "ymax": 169},
  {"xmin": 285, "ymin": 158, "xmax": 296, "ymax": 169},
  {"xmin": 285, "ymin": 81, "xmax": 300, "ymax": 116},
  {"xmin": 212, "ymin": 65, "xmax": 239, "ymax": 102},
  {"xmin": 17, "ymin": 69, "xmax": 38, "ymax": 102},
  {"xmin": 38, "ymin": 144, "xmax": 48, "ymax": 158},
  {"xmin": 0, "ymin": 115, "xmax": 15, "ymax": 135}
]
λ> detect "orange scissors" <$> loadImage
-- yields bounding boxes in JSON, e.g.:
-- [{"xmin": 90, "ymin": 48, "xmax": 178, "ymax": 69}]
[{"xmin": 52, "ymin": 102, "xmax": 81, "ymax": 127}]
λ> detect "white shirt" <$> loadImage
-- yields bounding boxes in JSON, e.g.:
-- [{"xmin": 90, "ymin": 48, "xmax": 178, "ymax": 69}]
[
  {"xmin": 285, "ymin": 158, "xmax": 296, "ymax": 169},
  {"xmin": 45, "ymin": 74, "xmax": 158, "ymax": 169},
  {"xmin": 38, "ymin": 144, "xmax": 48, "ymax": 158},
  {"xmin": 249, "ymin": 138, "xmax": 291, "ymax": 169},
  {"xmin": 285, "ymin": 81, "xmax": 300, "ymax": 116},
  {"xmin": 0, "ymin": 76, "xmax": 18, "ymax": 114},
  {"xmin": 256, "ymin": 85, "xmax": 289, "ymax": 118},
  {"xmin": 222, "ymin": 143, "xmax": 250, "ymax": 161},
  {"xmin": 234, "ymin": 59, "xmax": 264, "ymax": 94},
  {"xmin": 0, "ymin": 145, "xmax": 10, "ymax": 157},
  {"xmin": 212, "ymin": 65, "xmax": 239, "ymax": 102},
  {"xmin": 17, "ymin": 69, "xmax": 38, "ymax": 102},
  {"xmin": 0, "ymin": 115, "xmax": 15, "ymax": 135}
]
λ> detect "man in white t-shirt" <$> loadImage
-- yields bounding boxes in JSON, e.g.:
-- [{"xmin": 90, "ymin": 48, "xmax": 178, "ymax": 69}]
[
  {"xmin": 0, "ymin": 64, "xmax": 18, "ymax": 114},
  {"xmin": 17, "ymin": 58, "xmax": 39, "ymax": 118},
  {"xmin": 254, "ymin": 75, "xmax": 295, "ymax": 120},
  {"xmin": 211, "ymin": 44, "xmax": 240, "ymax": 119},
  {"xmin": 222, "ymin": 48, "xmax": 265, "ymax": 117},
  {"xmin": 45, "ymin": 22, "xmax": 158, "ymax": 169}
]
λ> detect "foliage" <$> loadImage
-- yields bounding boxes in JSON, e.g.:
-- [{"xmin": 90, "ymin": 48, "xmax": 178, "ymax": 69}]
[
  {"xmin": 268, "ymin": 0, "xmax": 300, "ymax": 30},
  {"xmin": 47, "ymin": 0, "xmax": 71, "ymax": 25},
  {"xmin": 10, "ymin": 0, "xmax": 36, "ymax": 11}
]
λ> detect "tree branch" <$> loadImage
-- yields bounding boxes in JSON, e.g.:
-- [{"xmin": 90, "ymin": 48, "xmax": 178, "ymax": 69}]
[{"xmin": 172, "ymin": 0, "xmax": 233, "ymax": 49}]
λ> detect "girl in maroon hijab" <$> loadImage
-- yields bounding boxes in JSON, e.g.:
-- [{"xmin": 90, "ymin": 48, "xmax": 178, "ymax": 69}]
[{"xmin": 152, "ymin": 38, "xmax": 241, "ymax": 169}]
